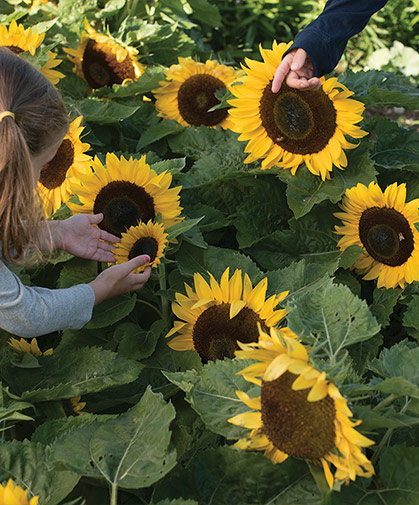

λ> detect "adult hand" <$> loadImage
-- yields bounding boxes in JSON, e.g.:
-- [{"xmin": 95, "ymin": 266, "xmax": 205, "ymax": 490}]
[
  {"xmin": 88, "ymin": 255, "xmax": 151, "ymax": 305},
  {"xmin": 53, "ymin": 214, "xmax": 120, "ymax": 262},
  {"xmin": 271, "ymin": 48, "xmax": 321, "ymax": 93}
]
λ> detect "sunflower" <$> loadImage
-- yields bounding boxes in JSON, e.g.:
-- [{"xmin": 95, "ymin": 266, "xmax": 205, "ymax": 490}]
[
  {"xmin": 8, "ymin": 337, "xmax": 53, "ymax": 357},
  {"xmin": 153, "ymin": 58, "xmax": 242, "ymax": 129},
  {"xmin": 166, "ymin": 267, "xmax": 288, "ymax": 362},
  {"xmin": 68, "ymin": 153, "xmax": 183, "ymax": 237},
  {"xmin": 38, "ymin": 116, "xmax": 92, "ymax": 217},
  {"xmin": 65, "ymin": 19, "xmax": 145, "ymax": 89},
  {"xmin": 228, "ymin": 41, "xmax": 367, "ymax": 180},
  {"xmin": 229, "ymin": 326, "xmax": 374, "ymax": 489},
  {"xmin": 335, "ymin": 181, "xmax": 419, "ymax": 289},
  {"xmin": 112, "ymin": 220, "xmax": 168, "ymax": 272},
  {"xmin": 0, "ymin": 479, "xmax": 39, "ymax": 505},
  {"xmin": 0, "ymin": 20, "xmax": 63, "ymax": 84}
]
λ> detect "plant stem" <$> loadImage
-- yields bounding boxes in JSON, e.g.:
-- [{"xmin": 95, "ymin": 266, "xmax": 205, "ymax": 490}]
[
  {"xmin": 136, "ymin": 298, "xmax": 163, "ymax": 318},
  {"xmin": 110, "ymin": 482, "xmax": 118, "ymax": 505},
  {"xmin": 158, "ymin": 263, "xmax": 170, "ymax": 329},
  {"xmin": 373, "ymin": 393, "xmax": 398, "ymax": 412}
]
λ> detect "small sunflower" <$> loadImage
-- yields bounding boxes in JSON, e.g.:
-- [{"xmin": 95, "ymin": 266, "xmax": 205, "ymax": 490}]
[
  {"xmin": 69, "ymin": 153, "xmax": 183, "ymax": 237},
  {"xmin": 38, "ymin": 116, "xmax": 92, "ymax": 217},
  {"xmin": 229, "ymin": 326, "xmax": 374, "ymax": 489},
  {"xmin": 166, "ymin": 267, "xmax": 288, "ymax": 362},
  {"xmin": 113, "ymin": 220, "xmax": 168, "ymax": 272},
  {"xmin": 8, "ymin": 337, "xmax": 53, "ymax": 357},
  {"xmin": 0, "ymin": 20, "xmax": 63, "ymax": 84},
  {"xmin": 65, "ymin": 19, "xmax": 145, "ymax": 89},
  {"xmin": 228, "ymin": 41, "xmax": 367, "ymax": 180},
  {"xmin": 335, "ymin": 181, "xmax": 419, "ymax": 289},
  {"xmin": 0, "ymin": 479, "xmax": 39, "ymax": 505},
  {"xmin": 153, "ymin": 57, "xmax": 242, "ymax": 129}
]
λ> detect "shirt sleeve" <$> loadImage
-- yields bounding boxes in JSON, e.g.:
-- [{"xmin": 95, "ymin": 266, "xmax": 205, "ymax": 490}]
[
  {"xmin": 0, "ymin": 259, "xmax": 95, "ymax": 338},
  {"xmin": 285, "ymin": 0, "xmax": 389, "ymax": 77}
]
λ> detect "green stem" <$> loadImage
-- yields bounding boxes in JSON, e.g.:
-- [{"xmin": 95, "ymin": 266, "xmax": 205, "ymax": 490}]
[
  {"xmin": 371, "ymin": 397, "xmax": 410, "ymax": 466},
  {"xmin": 110, "ymin": 482, "xmax": 118, "ymax": 505},
  {"xmin": 308, "ymin": 462, "xmax": 331, "ymax": 501},
  {"xmin": 373, "ymin": 393, "xmax": 398, "ymax": 412},
  {"xmin": 158, "ymin": 263, "xmax": 170, "ymax": 329}
]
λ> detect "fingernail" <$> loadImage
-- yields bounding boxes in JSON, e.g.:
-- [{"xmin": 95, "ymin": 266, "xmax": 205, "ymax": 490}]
[
  {"xmin": 291, "ymin": 63, "xmax": 299, "ymax": 70},
  {"xmin": 144, "ymin": 255, "xmax": 150, "ymax": 262}
]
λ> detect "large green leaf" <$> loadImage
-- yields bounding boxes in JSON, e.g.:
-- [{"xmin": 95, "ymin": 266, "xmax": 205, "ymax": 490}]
[
  {"xmin": 115, "ymin": 320, "xmax": 165, "ymax": 360},
  {"xmin": 165, "ymin": 358, "xmax": 259, "ymax": 439},
  {"xmin": 277, "ymin": 143, "xmax": 376, "ymax": 218},
  {"xmin": 371, "ymin": 287, "xmax": 402, "ymax": 327},
  {"xmin": 57, "ymin": 258, "xmax": 98, "ymax": 288},
  {"xmin": 73, "ymin": 97, "xmax": 140, "ymax": 123},
  {"xmin": 286, "ymin": 277, "xmax": 380, "ymax": 356},
  {"xmin": 51, "ymin": 388, "xmax": 177, "ymax": 489},
  {"xmin": 85, "ymin": 293, "xmax": 137, "ymax": 329},
  {"xmin": 188, "ymin": 0, "xmax": 221, "ymax": 27},
  {"xmin": 0, "ymin": 440, "xmax": 79, "ymax": 505},
  {"xmin": 3, "ymin": 346, "xmax": 142, "ymax": 402},
  {"xmin": 137, "ymin": 120, "xmax": 185, "ymax": 150},
  {"xmin": 368, "ymin": 116, "xmax": 419, "ymax": 173},
  {"xmin": 340, "ymin": 70, "xmax": 419, "ymax": 108},
  {"xmin": 369, "ymin": 340, "xmax": 419, "ymax": 399},
  {"xmin": 403, "ymin": 295, "xmax": 419, "ymax": 334}
]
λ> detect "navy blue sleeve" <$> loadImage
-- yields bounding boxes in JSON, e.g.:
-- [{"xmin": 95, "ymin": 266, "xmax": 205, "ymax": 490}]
[{"xmin": 285, "ymin": 0, "xmax": 388, "ymax": 77}]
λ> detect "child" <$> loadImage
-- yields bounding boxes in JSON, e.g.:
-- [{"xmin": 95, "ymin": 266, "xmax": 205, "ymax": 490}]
[{"xmin": 0, "ymin": 47, "xmax": 151, "ymax": 338}]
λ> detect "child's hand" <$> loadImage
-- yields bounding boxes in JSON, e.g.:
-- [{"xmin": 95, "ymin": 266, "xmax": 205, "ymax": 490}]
[
  {"xmin": 271, "ymin": 48, "xmax": 321, "ymax": 93},
  {"xmin": 54, "ymin": 214, "xmax": 120, "ymax": 262},
  {"xmin": 88, "ymin": 254, "xmax": 151, "ymax": 305}
]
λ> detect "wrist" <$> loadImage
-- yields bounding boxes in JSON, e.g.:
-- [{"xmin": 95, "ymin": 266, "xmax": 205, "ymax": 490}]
[{"xmin": 88, "ymin": 277, "xmax": 109, "ymax": 305}]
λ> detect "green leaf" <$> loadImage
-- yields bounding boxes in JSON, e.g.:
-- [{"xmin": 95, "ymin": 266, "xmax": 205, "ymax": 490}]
[
  {"xmin": 57, "ymin": 258, "xmax": 98, "ymax": 288},
  {"xmin": 286, "ymin": 278, "xmax": 380, "ymax": 355},
  {"xmin": 166, "ymin": 217, "xmax": 204, "ymax": 242},
  {"xmin": 369, "ymin": 116, "xmax": 419, "ymax": 173},
  {"xmin": 176, "ymin": 242, "xmax": 263, "ymax": 283},
  {"xmin": 355, "ymin": 405, "xmax": 419, "ymax": 431},
  {"xmin": 86, "ymin": 293, "xmax": 136, "ymax": 329},
  {"xmin": 277, "ymin": 143, "xmax": 376, "ymax": 218},
  {"xmin": 3, "ymin": 346, "xmax": 142, "ymax": 402},
  {"xmin": 403, "ymin": 295, "xmax": 419, "ymax": 332},
  {"xmin": 371, "ymin": 287, "xmax": 402, "ymax": 327},
  {"xmin": 52, "ymin": 388, "xmax": 177, "ymax": 489},
  {"xmin": 0, "ymin": 440, "xmax": 79, "ymax": 505},
  {"xmin": 338, "ymin": 244, "xmax": 364, "ymax": 269},
  {"xmin": 188, "ymin": 0, "xmax": 221, "ymax": 27},
  {"xmin": 115, "ymin": 320, "xmax": 165, "ymax": 360},
  {"xmin": 165, "ymin": 358, "xmax": 259, "ymax": 439},
  {"xmin": 369, "ymin": 340, "xmax": 419, "ymax": 398},
  {"xmin": 137, "ymin": 120, "xmax": 185, "ymax": 150},
  {"xmin": 150, "ymin": 157, "xmax": 186, "ymax": 175},
  {"xmin": 340, "ymin": 69, "xmax": 419, "ymax": 108},
  {"xmin": 184, "ymin": 204, "xmax": 230, "ymax": 232},
  {"xmin": 154, "ymin": 500, "xmax": 198, "ymax": 505},
  {"xmin": 73, "ymin": 97, "xmax": 140, "ymax": 123}
]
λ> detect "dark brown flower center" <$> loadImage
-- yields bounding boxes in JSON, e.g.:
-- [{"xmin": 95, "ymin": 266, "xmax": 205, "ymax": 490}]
[
  {"xmin": 128, "ymin": 237, "xmax": 158, "ymax": 261},
  {"xmin": 259, "ymin": 82, "xmax": 337, "ymax": 154},
  {"xmin": 192, "ymin": 303, "xmax": 268, "ymax": 362},
  {"xmin": 93, "ymin": 181, "xmax": 155, "ymax": 236},
  {"xmin": 39, "ymin": 139, "xmax": 74, "ymax": 190},
  {"xmin": 261, "ymin": 371, "xmax": 336, "ymax": 461},
  {"xmin": 4, "ymin": 45, "xmax": 24, "ymax": 55},
  {"xmin": 358, "ymin": 207, "xmax": 414, "ymax": 266},
  {"xmin": 81, "ymin": 39, "xmax": 136, "ymax": 89},
  {"xmin": 177, "ymin": 74, "xmax": 228, "ymax": 127}
]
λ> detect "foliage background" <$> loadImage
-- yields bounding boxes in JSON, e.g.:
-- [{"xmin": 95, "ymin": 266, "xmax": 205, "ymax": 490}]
[{"xmin": 0, "ymin": 0, "xmax": 418, "ymax": 504}]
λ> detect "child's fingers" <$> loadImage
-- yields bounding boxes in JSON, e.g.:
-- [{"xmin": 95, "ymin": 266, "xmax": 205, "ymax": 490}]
[
  {"xmin": 117, "ymin": 255, "xmax": 150, "ymax": 276},
  {"xmin": 290, "ymin": 48, "xmax": 307, "ymax": 71}
]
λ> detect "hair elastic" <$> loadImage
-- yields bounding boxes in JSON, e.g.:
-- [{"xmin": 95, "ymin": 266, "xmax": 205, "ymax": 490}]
[{"xmin": 0, "ymin": 111, "xmax": 15, "ymax": 122}]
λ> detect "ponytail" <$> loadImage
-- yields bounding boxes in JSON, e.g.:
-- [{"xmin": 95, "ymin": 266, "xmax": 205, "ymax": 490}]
[{"xmin": 0, "ymin": 47, "xmax": 68, "ymax": 263}]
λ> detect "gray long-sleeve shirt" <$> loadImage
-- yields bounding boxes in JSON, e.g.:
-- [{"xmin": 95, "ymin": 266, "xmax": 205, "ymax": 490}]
[{"xmin": 0, "ymin": 257, "xmax": 95, "ymax": 338}]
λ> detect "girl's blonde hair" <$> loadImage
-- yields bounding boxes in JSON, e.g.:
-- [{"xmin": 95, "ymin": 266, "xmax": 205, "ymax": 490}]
[{"xmin": 0, "ymin": 47, "xmax": 69, "ymax": 263}]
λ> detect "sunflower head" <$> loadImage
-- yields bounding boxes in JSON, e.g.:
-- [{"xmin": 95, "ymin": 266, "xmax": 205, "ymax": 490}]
[
  {"xmin": 0, "ymin": 479, "xmax": 39, "ymax": 505},
  {"xmin": 112, "ymin": 220, "xmax": 168, "ymax": 272},
  {"xmin": 64, "ymin": 19, "xmax": 145, "ymax": 89},
  {"xmin": 335, "ymin": 181, "xmax": 419, "ymax": 289},
  {"xmin": 68, "ymin": 153, "xmax": 183, "ymax": 237},
  {"xmin": 38, "ymin": 116, "xmax": 92, "ymax": 217},
  {"xmin": 228, "ymin": 40, "xmax": 367, "ymax": 179},
  {"xmin": 8, "ymin": 337, "xmax": 53, "ymax": 357},
  {"xmin": 228, "ymin": 326, "xmax": 374, "ymax": 489},
  {"xmin": 166, "ymin": 267, "xmax": 288, "ymax": 362},
  {"xmin": 0, "ymin": 20, "xmax": 63, "ymax": 84},
  {"xmin": 153, "ymin": 57, "xmax": 242, "ymax": 129}
]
